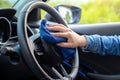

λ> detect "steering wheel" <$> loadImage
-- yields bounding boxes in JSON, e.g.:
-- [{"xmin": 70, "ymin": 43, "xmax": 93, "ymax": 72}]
[{"xmin": 18, "ymin": 1, "xmax": 79, "ymax": 80}]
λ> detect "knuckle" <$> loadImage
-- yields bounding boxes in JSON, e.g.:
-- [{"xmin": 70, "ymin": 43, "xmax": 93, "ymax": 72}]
[
  {"xmin": 67, "ymin": 28, "xmax": 72, "ymax": 31},
  {"xmin": 67, "ymin": 32, "xmax": 72, "ymax": 36}
]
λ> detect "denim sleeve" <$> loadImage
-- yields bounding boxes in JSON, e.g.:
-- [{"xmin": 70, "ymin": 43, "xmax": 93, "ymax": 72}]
[{"xmin": 83, "ymin": 35, "xmax": 120, "ymax": 56}]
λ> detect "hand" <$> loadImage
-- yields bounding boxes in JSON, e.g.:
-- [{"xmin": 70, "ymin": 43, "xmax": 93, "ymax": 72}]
[{"xmin": 47, "ymin": 24, "xmax": 87, "ymax": 48}]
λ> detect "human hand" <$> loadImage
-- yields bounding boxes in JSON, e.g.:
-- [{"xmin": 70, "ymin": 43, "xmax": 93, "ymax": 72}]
[{"xmin": 47, "ymin": 24, "xmax": 87, "ymax": 48}]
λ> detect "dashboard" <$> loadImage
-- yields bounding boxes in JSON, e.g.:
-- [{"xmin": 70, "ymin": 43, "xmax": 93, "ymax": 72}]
[
  {"xmin": 0, "ymin": 17, "xmax": 11, "ymax": 43},
  {"xmin": 0, "ymin": 8, "xmax": 18, "ymax": 52},
  {"xmin": 0, "ymin": 8, "xmax": 34, "ymax": 48},
  {"xmin": 0, "ymin": 8, "xmax": 35, "ymax": 80}
]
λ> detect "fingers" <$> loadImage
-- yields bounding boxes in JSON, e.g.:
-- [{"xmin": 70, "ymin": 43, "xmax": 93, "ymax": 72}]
[
  {"xmin": 51, "ymin": 32, "xmax": 69, "ymax": 38},
  {"xmin": 47, "ymin": 26, "xmax": 66, "ymax": 32},
  {"xmin": 49, "ymin": 24, "xmax": 65, "ymax": 27},
  {"xmin": 47, "ymin": 23, "xmax": 73, "ymax": 38},
  {"xmin": 46, "ymin": 23, "xmax": 75, "ymax": 48},
  {"xmin": 57, "ymin": 42, "xmax": 73, "ymax": 48},
  {"xmin": 47, "ymin": 24, "xmax": 70, "ymax": 32}
]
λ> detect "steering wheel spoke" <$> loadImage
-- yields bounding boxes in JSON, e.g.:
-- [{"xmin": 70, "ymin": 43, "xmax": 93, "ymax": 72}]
[
  {"xmin": 52, "ymin": 67, "xmax": 64, "ymax": 79},
  {"xmin": 29, "ymin": 33, "xmax": 44, "ymax": 56},
  {"xmin": 52, "ymin": 66, "xmax": 72, "ymax": 80},
  {"xmin": 59, "ymin": 64, "xmax": 68, "ymax": 76}
]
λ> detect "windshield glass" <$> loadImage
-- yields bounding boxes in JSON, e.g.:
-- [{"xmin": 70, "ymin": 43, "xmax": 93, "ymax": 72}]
[{"xmin": 0, "ymin": 0, "xmax": 18, "ymax": 8}]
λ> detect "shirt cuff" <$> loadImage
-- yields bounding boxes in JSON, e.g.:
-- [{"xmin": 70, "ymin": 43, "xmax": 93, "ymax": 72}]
[{"xmin": 81, "ymin": 35, "xmax": 98, "ymax": 52}]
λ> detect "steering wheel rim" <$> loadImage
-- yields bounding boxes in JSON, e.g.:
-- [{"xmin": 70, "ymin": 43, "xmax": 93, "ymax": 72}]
[{"xmin": 18, "ymin": 1, "xmax": 79, "ymax": 80}]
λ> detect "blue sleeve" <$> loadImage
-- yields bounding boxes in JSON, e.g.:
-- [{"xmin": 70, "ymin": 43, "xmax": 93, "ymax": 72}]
[{"xmin": 84, "ymin": 35, "xmax": 120, "ymax": 56}]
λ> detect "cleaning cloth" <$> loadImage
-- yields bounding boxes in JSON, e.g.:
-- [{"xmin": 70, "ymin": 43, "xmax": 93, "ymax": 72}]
[{"xmin": 39, "ymin": 19, "xmax": 76, "ymax": 59}]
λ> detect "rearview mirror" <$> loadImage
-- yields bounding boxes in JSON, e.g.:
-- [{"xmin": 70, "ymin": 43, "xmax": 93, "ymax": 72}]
[{"xmin": 45, "ymin": 4, "xmax": 81, "ymax": 24}]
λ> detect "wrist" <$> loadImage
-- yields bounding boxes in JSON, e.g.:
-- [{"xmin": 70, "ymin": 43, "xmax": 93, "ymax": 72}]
[{"xmin": 79, "ymin": 35, "xmax": 87, "ymax": 47}]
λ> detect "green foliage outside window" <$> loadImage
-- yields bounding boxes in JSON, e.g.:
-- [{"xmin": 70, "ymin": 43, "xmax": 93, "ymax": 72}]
[
  {"xmin": 48, "ymin": 0, "xmax": 120, "ymax": 24},
  {"xmin": 80, "ymin": 0, "xmax": 120, "ymax": 24},
  {"xmin": 0, "ymin": 0, "xmax": 119, "ymax": 24},
  {"xmin": 0, "ymin": 0, "xmax": 12, "ymax": 8}
]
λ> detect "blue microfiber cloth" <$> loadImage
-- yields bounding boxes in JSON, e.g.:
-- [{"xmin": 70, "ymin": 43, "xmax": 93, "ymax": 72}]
[{"xmin": 39, "ymin": 19, "xmax": 76, "ymax": 59}]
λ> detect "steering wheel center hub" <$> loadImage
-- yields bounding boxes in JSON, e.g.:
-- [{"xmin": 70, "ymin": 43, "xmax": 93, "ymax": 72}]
[{"xmin": 41, "ymin": 39, "xmax": 64, "ymax": 66}]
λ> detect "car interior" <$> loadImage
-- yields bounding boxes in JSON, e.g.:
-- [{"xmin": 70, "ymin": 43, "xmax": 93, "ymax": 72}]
[{"xmin": 0, "ymin": 0, "xmax": 120, "ymax": 80}]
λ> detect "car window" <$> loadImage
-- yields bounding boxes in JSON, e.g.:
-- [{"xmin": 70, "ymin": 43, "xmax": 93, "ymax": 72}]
[
  {"xmin": 48, "ymin": 0, "xmax": 120, "ymax": 24},
  {"xmin": 0, "ymin": 0, "xmax": 18, "ymax": 8}
]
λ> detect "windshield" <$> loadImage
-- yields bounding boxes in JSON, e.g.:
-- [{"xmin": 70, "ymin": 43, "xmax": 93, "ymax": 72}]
[{"xmin": 0, "ymin": 0, "xmax": 18, "ymax": 8}]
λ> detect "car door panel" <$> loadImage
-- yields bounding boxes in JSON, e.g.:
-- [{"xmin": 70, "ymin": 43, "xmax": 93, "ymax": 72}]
[
  {"xmin": 68, "ymin": 22, "xmax": 120, "ymax": 75},
  {"xmin": 69, "ymin": 22, "xmax": 120, "ymax": 36}
]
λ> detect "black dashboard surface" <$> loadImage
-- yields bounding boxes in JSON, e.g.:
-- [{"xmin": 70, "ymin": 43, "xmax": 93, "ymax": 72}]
[{"xmin": 0, "ymin": 8, "xmax": 16, "ymax": 20}]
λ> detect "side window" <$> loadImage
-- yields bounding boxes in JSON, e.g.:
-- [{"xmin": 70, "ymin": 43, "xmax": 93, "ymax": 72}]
[{"xmin": 48, "ymin": 0, "xmax": 120, "ymax": 24}]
